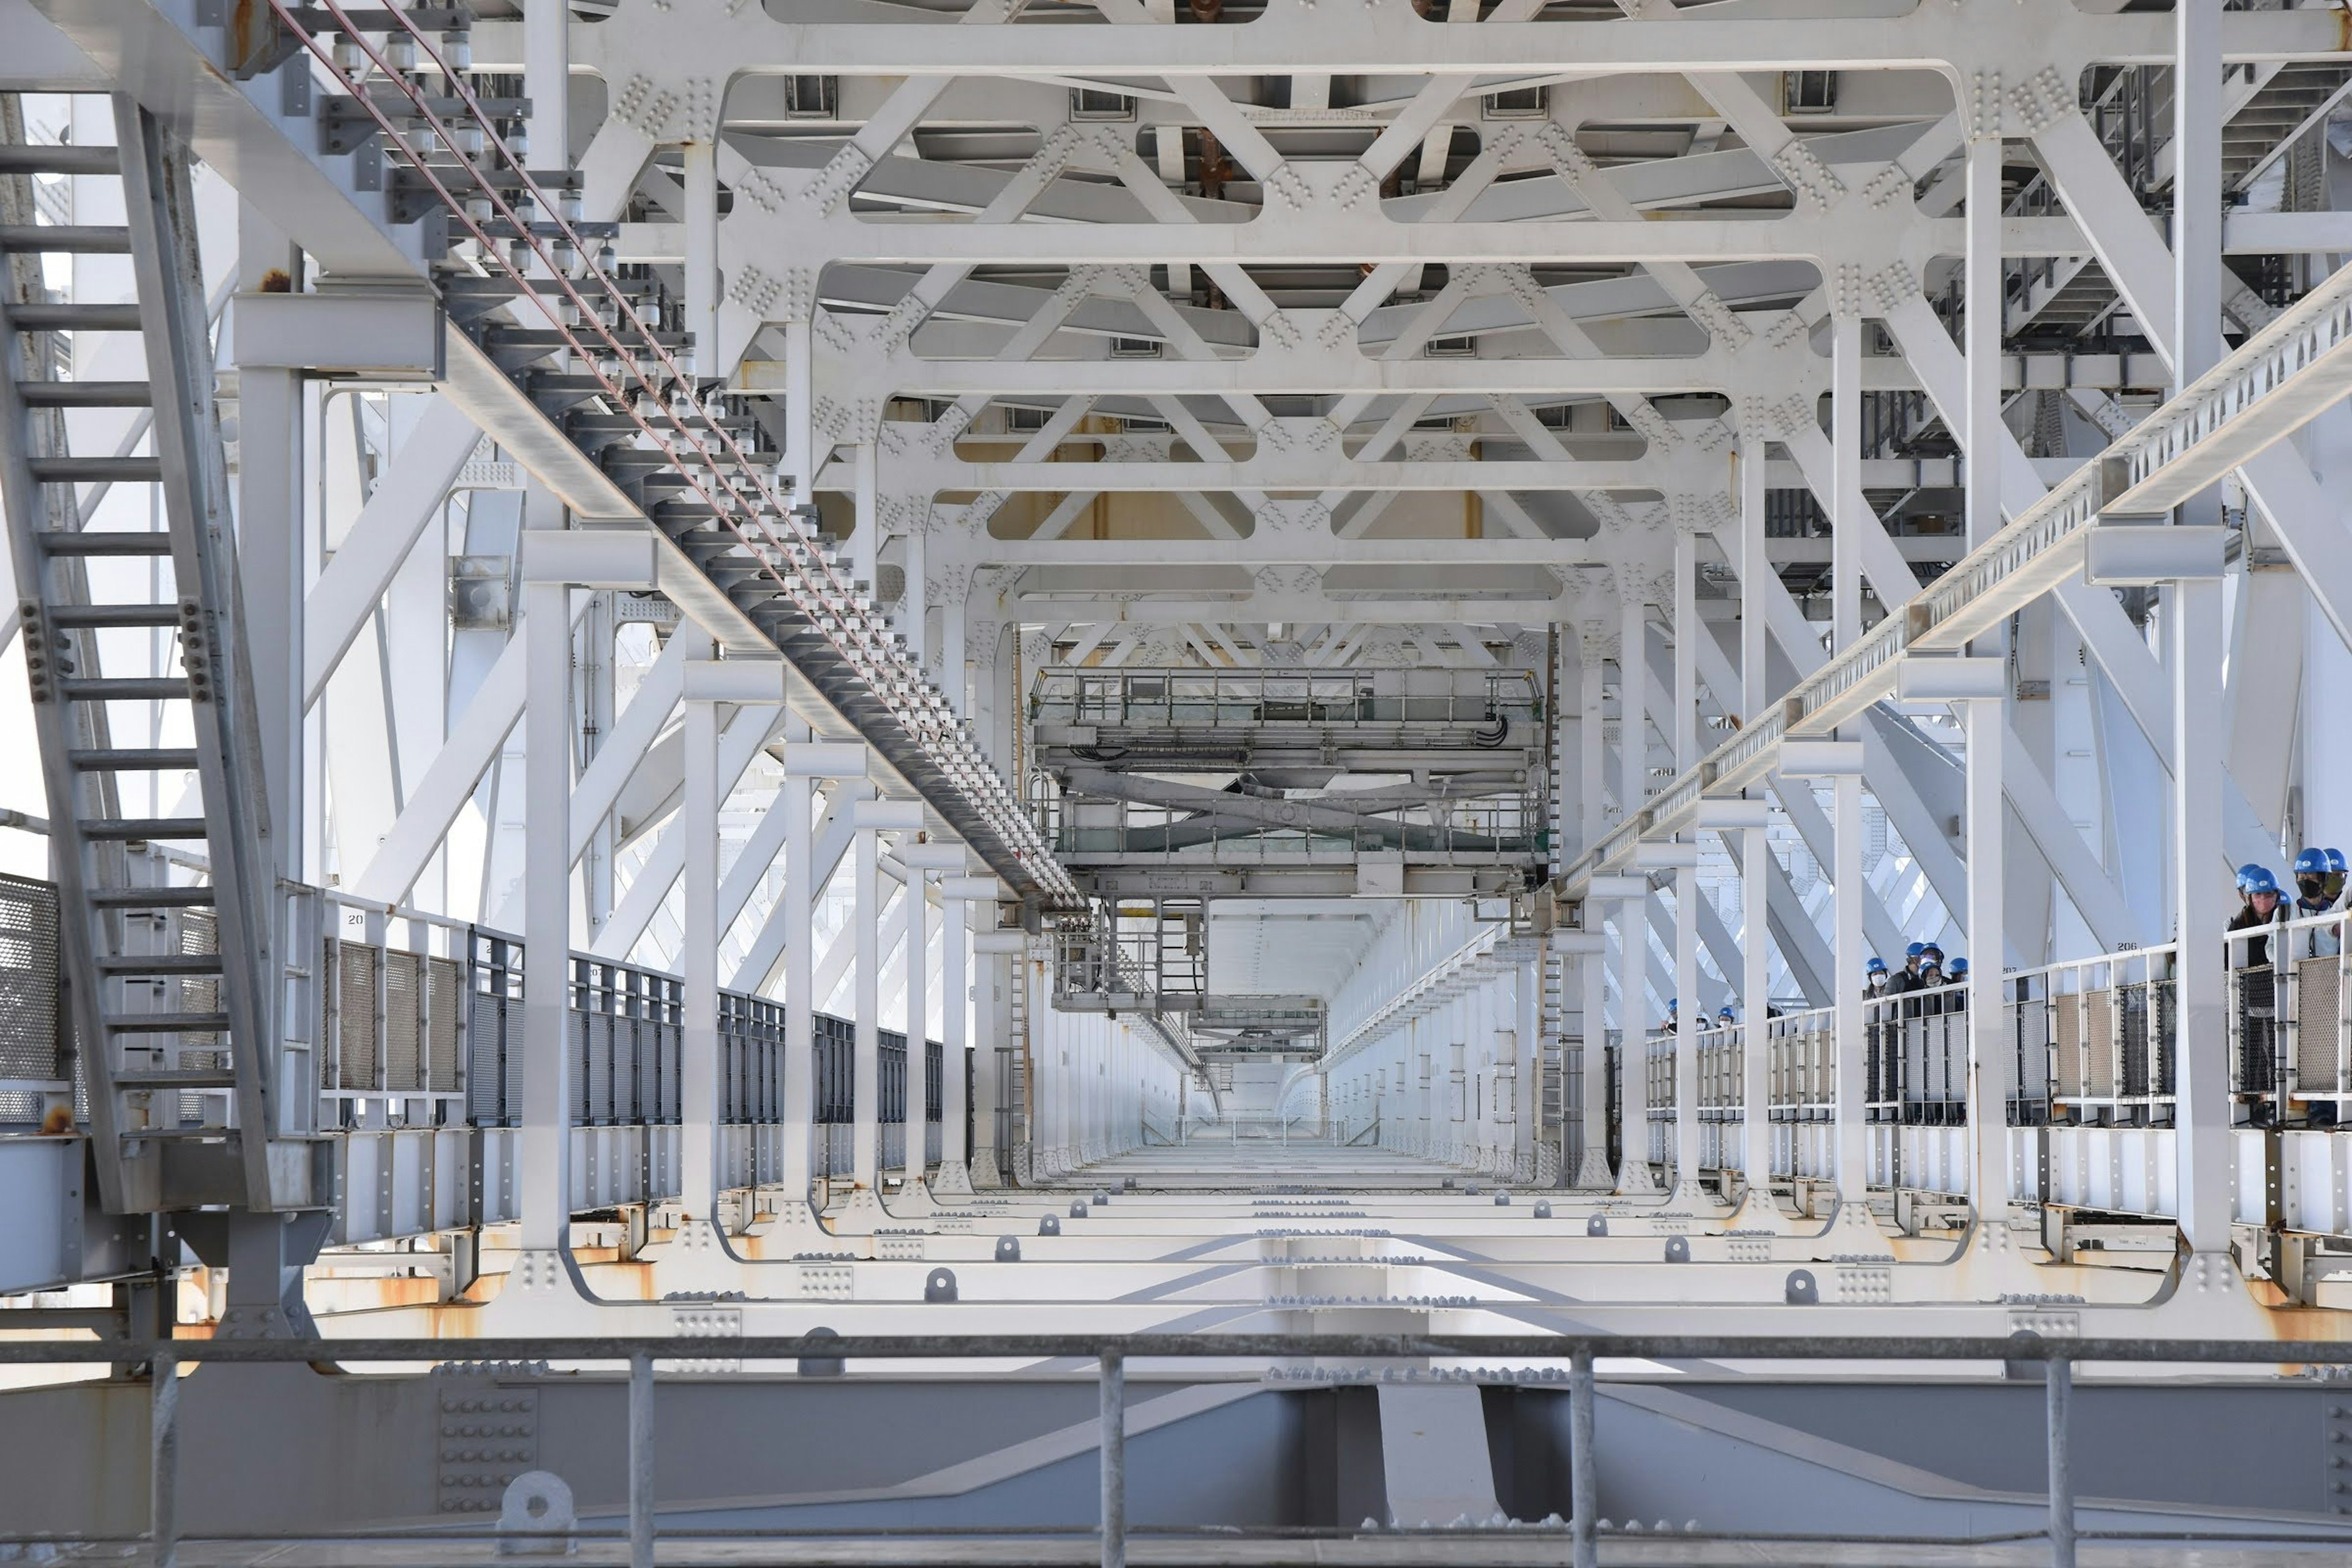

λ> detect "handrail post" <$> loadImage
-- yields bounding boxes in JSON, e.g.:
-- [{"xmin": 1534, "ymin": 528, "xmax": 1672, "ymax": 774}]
[
  {"xmin": 1569, "ymin": 1345, "xmax": 1597, "ymax": 1568},
  {"xmin": 149, "ymin": 1349, "xmax": 177, "ymax": 1568},
  {"xmin": 629, "ymin": 1351, "xmax": 655, "ymax": 1568},
  {"xmin": 1099, "ymin": 1349, "xmax": 1126, "ymax": 1568},
  {"xmin": 2046, "ymin": 1351, "xmax": 2075, "ymax": 1568}
]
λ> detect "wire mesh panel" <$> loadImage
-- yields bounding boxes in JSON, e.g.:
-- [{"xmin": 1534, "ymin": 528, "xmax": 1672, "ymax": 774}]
[
  {"xmin": 2083, "ymin": 988, "xmax": 2115, "ymax": 1099},
  {"xmin": 720, "ymin": 990, "xmax": 785, "ymax": 1122},
  {"xmin": 428, "ymin": 956, "xmax": 464, "ymax": 1095},
  {"xmin": 384, "ymin": 950, "xmax": 423, "ymax": 1093},
  {"xmin": 880, "ymin": 1028, "xmax": 907, "ymax": 1125},
  {"xmin": 333, "ymin": 940, "xmax": 382, "ymax": 1091},
  {"xmin": 467, "ymin": 933, "xmax": 521, "ymax": 1127},
  {"xmin": 2296, "ymin": 957, "xmax": 2342, "ymax": 1091},
  {"xmin": 0, "ymin": 875, "xmax": 61, "ymax": 1125}
]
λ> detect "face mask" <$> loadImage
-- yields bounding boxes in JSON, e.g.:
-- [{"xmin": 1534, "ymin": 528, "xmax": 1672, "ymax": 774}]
[{"xmin": 2300, "ymin": 875, "xmax": 2326, "ymax": 901}]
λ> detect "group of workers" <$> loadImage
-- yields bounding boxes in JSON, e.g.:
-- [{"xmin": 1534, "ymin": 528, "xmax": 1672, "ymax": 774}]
[
  {"xmin": 1654, "ymin": 846, "xmax": 2348, "ymax": 1038},
  {"xmin": 2232, "ymin": 848, "xmax": 2348, "ymax": 964},
  {"xmin": 1863, "ymin": 942, "xmax": 1971, "ymax": 999}
]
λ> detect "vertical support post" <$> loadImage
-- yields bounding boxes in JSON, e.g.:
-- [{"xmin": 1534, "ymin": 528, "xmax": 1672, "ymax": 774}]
[
  {"xmin": 1615, "ymin": 596, "xmax": 1651, "ymax": 1193},
  {"xmin": 1964, "ymin": 132, "xmax": 2014, "ymax": 1228},
  {"xmin": 1966, "ymin": 699, "xmax": 2009, "ymax": 1219},
  {"xmin": 524, "ymin": 0, "xmax": 568, "ymax": 167},
  {"xmin": 519, "ymin": 565, "xmax": 571, "ymax": 1253},
  {"xmin": 1567, "ymin": 1345, "xmax": 1596, "ymax": 1568},
  {"xmin": 681, "ymin": 140, "xmax": 718, "ymax": 382},
  {"xmin": 1099, "ymin": 1350, "xmax": 1127, "ymax": 1568},
  {"xmin": 680, "ymin": 692, "xmax": 720, "ymax": 1223},
  {"xmin": 901, "ymin": 870, "xmax": 930, "ymax": 1192},
  {"xmin": 940, "ymin": 881, "xmax": 973, "ymax": 1188},
  {"xmin": 1830, "ymin": 312, "xmax": 1864, "ymax": 653},
  {"xmin": 1518, "ymin": 951, "xmax": 1541, "ymax": 1182},
  {"xmin": 1672, "ymin": 530, "xmax": 1700, "ymax": 1195},
  {"xmin": 628, "ymin": 1352, "xmax": 655, "ymax": 1568},
  {"xmin": 1576, "ymin": 629, "xmax": 1613, "ymax": 1189},
  {"xmin": 780, "ymin": 721, "xmax": 816, "ymax": 1210},
  {"xmin": 2046, "ymin": 1354, "xmax": 2075, "ymax": 1568},
  {"xmin": 854, "ymin": 820, "xmax": 881, "ymax": 1191},
  {"xmin": 1736, "ymin": 434, "xmax": 1775, "ymax": 1203},
  {"xmin": 1834, "ymin": 769, "xmax": 1867, "ymax": 1204},
  {"xmin": 783, "ymin": 320, "xmax": 815, "ymax": 497},
  {"xmin": 2173, "ymin": 0, "xmax": 2231, "ymax": 1259},
  {"xmin": 149, "ymin": 1351, "xmax": 177, "ymax": 1568}
]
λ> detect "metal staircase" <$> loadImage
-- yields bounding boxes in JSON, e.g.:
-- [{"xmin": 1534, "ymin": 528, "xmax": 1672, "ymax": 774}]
[{"xmin": 0, "ymin": 96, "xmax": 306, "ymax": 1214}]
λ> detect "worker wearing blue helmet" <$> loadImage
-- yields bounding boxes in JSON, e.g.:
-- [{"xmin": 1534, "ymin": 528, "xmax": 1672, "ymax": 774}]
[
  {"xmin": 2292, "ymin": 848, "xmax": 2345, "ymax": 959},
  {"xmin": 2328, "ymin": 849, "xmax": 2348, "ymax": 904},
  {"xmin": 1864, "ymin": 956, "xmax": 1890, "ymax": 999},
  {"xmin": 2230, "ymin": 865, "xmax": 2283, "ymax": 968}
]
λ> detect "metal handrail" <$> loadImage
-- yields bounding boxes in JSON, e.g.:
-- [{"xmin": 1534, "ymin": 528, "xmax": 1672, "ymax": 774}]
[{"xmin": 36, "ymin": 1332, "xmax": 2352, "ymax": 1568}]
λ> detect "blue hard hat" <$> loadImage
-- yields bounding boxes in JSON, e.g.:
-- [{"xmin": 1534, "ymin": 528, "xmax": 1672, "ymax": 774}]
[
  {"xmin": 2296, "ymin": 847, "xmax": 2328, "ymax": 876},
  {"xmin": 1717, "ymin": 1006, "xmax": 1736, "ymax": 1020},
  {"xmin": 1905, "ymin": 941, "xmax": 1926, "ymax": 959},
  {"xmin": 1866, "ymin": 956, "xmax": 1888, "ymax": 974},
  {"xmin": 1668, "ymin": 997, "xmax": 1679, "ymax": 1008},
  {"xmin": 2237, "ymin": 862, "xmax": 2267, "ymax": 892},
  {"xmin": 1921, "ymin": 942, "xmax": 1945, "ymax": 959},
  {"xmin": 2330, "ymin": 849, "xmax": 2347, "ymax": 875},
  {"xmin": 1950, "ymin": 957, "xmax": 1970, "ymax": 976},
  {"xmin": 2245, "ymin": 866, "xmax": 2280, "ymax": 896}
]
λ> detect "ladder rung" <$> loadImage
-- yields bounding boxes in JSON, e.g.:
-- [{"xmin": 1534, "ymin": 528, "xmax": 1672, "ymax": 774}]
[
  {"xmin": 115, "ymin": 1068, "xmax": 236, "ymax": 1089},
  {"xmin": 89, "ymin": 887, "xmax": 214, "ymax": 909},
  {"xmin": 0, "ymin": 145, "xmax": 119, "ymax": 175},
  {"xmin": 6, "ymin": 302, "xmax": 141, "ymax": 331},
  {"xmin": 70, "ymin": 748, "xmax": 200, "ymax": 772},
  {"xmin": 17, "ymin": 381, "xmax": 153, "ymax": 409},
  {"xmin": 96, "ymin": 952, "xmax": 221, "ymax": 976},
  {"xmin": 46, "ymin": 604, "xmax": 181, "ymax": 628},
  {"xmin": 59, "ymin": 678, "xmax": 188, "ymax": 703},
  {"xmin": 29, "ymin": 456, "xmax": 161, "ymax": 484},
  {"xmin": 80, "ymin": 817, "xmax": 208, "ymax": 842},
  {"xmin": 102, "ymin": 1012, "xmax": 229, "ymax": 1033},
  {"xmin": 0, "ymin": 225, "xmax": 130, "ymax": 254},
  {"xmin": 35, "ymin": 531, "xmax": 173, "ymax": 556}
]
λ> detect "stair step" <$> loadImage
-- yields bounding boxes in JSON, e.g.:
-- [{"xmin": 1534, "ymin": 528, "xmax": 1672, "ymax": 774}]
[
  {"xmin": 80, "ymin": 817, "xmax": 207, "ymax": 842},
  {"xmin": 102, "ymin": 1011, "xmax": 229, "ymax": 1033},
  {"xmin": 96, "ymin": 952, "xmax": 222, "ymax": 976},
  {"xmin": 58, "ymin": 677, "xmax": 189, "ymax": 702},
  {"xmin": 29, "ymin": 456, "xmax": 162, "ymax": 484},
  {"xmin": 47, "ymin": 603, "xmax": 182, "ymax": 628},
  {"xmin": 0, "ymin": 145, "xmax": 119, "ymax": 176},
  {"xmin": 115, "ymin": 1068, "xmax": 236, "ymax": 1090},
  {"xmin": 89, "ymin": 886, "xmax": 214, "ymax": 909},
  {"xmin": 0, "ymin": 225, "xmax": 130, "ymax": 254},
  {"xmin": 17, "ymin": 381, "xmax": 153, "ymax": 409},
  {"xmin": 70, "ymin": 748, "xmax": 200, "ymax": 772},
  {"xmin": 6, "ymin": 302, "xmax": 141, "ymax": 331},
  {"xmin": 35, "ymin": 531, "xmax": 173, "ymax": 556}
]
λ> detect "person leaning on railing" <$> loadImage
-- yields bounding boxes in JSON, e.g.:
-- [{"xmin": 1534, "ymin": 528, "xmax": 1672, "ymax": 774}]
[{"xmin": 2229, "ymin": 864, "xmax": 2285, "ymax": 969}]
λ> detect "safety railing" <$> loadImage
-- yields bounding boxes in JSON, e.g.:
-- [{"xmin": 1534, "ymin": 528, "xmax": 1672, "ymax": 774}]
[
  {"xmin": 2225, "ymin": 905, "xmax": 2352, "ymax": 1125},
  {"xmin": 1039, "ymin": 782, "xmax": 1540, "ymax": 863},
  {"xmin": 18, "ymin": 1333, "xmax": 2352, "ymax": 1568},
  {"xmin": 1029, "ymin": 667, "xmax": 1542, "ymax": 730},
  {"xmin": 0, "ymin": 874, "xmax": 66, "ymax": 1129},
  {"xmin": 318, "ymin": 894, "xmax": 473, "ymax": 1123},
  {"xmin": 2005, "ymin": 943, "xmax": 2175, "ymax": 1127}
]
